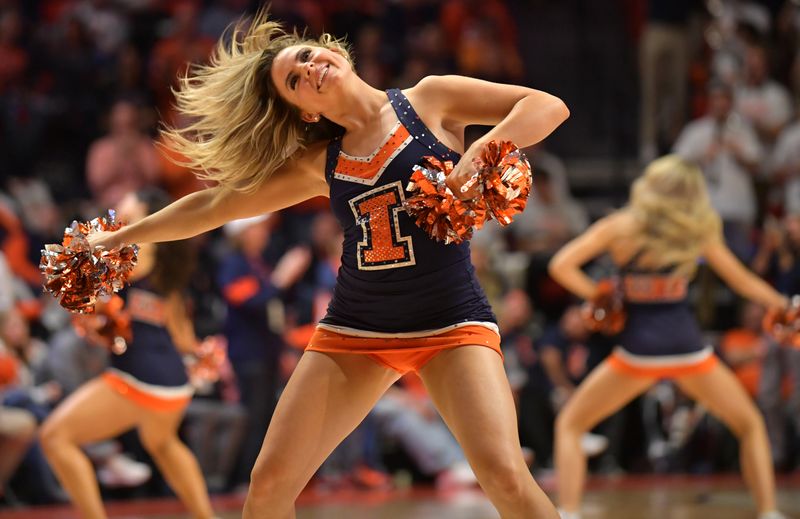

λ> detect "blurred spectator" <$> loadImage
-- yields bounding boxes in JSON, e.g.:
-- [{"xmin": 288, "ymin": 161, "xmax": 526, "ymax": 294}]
[
  {"xmin": 86, "ymin": 99, "xmax": 160, "ymax": 209},
  {"xmin": 441, "ymin": 0, "xmax": 522, "ymax": 82},
  {"xmin": 509, "ymin": 164, "xmax": 587, "ymax": 325},
  {"xmin": 73, "ymin": 0, "xmax": 129, "ymax": 57},
  {"xmin": 751, "ymin": 213, "xmax": 800, "ymax": 295},
  {"xmin": 757, "ymin": 333, "xmax": 800, "ymax": 469},
  {"xmin": 218, "ymin": 214, "xmax": 311, "ymax": 486},
  {"xmin": 719, "ymin": 301, "xmax": 769, "ymax": 399},
  {"xmin": 673, "ymin": 80, "xmax": 762, "ymax": 260},
  {"xmin": 0, "ymin": 8, "xmax": 27, "ymax": 94},
  {"xmin": 638, "ymin": 0, "xmax": 697, "ymax": 162},
  {"xmin": 509, "ymin": 166, "xmax": 588, "ymax": 256},
  {"xmin": 0, "ymin": 308, "xmax": 61, "ymax": 421},
  {"xmin": 735, "ymin": 43, "xmax": 794, "ymax": 148},
  {"xmin": 198, "ymin": 0, "xmax": 251, "ymax": 40},
  {"xmin": 155, "ymin": 114, "xmax": 206, "ymax": 200},
  {"xmin": 372, "ymin": 375, "xmax": 478, "ymax": 489},
  {"xmin": 770, "ymin": 109, "xmax": 800, "ymax": 215},
  {"xmin": 514, "ymin": 303, "xmax": 609, "ymax": 468},
  {"xmin": 0, "ymin": 202, "xmax": 42, "ymax": 288},
  {"xmin": 148, "ymin": 1, "xmax": 214, "ymax": 124},
  {"xmin": 0, "ymin": 344, "xmax": 36, "ymax": 502}
]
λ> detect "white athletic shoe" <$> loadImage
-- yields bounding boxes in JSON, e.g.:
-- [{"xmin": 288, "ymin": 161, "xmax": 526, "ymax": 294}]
[
  {"xmin": 97, "ymin": 453, "xmax": 152, "ymax": 488},
  {"xmin": 579, "ymin": 432, "xmax": 609, "ymax": 458},
  {"xmin": 557, "ymin": 509, "xmax": 581, "ymax": 519},
  {"xmin": 758, "ymin": 512, "xmax": 788, "ymax": 519}
]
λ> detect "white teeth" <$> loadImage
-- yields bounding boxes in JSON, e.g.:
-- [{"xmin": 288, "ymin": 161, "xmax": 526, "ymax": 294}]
[{"xmin": 318, "ymin": 66, "xmax": 328, "ymax": 90}]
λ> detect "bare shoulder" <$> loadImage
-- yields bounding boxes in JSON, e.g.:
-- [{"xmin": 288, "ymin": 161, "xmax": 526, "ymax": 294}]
[
  {"xmin": 591, "ymin": 210, "xmax": 636, "ymax": 238},
  {"xmin": 406, "ymin": 75, "xmax": 549, "ymax": 128}
]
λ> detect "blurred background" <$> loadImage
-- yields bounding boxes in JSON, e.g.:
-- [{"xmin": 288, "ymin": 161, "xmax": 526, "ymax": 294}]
[{"xmin": 1, "ymin": 0, "xmax": 800, "ymax": 510}]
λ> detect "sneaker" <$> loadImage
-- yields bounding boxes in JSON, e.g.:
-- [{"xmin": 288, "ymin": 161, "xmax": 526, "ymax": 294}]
[
  {"xmin": 558, "ymin": 509, "xmax": 581, "ymax": 519},
  {"xmin": 436, "ymin": 460, "xmax": 478, "ymax": 489},
  {"xmin": 97, "ymin": 453, "xmax": 152, "ymax": 488},
  {"xmin": 759, "ymin": 512, "xmax": 788, "ymax": 519},
  {"xmin": 580, "ymin": 432, "xmax": 608, "ymax": 458}
]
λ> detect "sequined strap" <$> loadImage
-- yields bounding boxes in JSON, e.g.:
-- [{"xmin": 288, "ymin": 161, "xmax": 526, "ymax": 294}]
[
  {"xmin": 386, "ymin": 88, "xmax": 461, "ymax": 162},
  {"xmin": 325, "ymin": 137, "xmax": 343, "ymax": 185}
]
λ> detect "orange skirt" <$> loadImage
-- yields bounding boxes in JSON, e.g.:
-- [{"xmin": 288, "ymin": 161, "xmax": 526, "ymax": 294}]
[
  {"xmin": 102, "ymin": 371, "xmax": 192, "ymax": 412},
  {"xmin": 607, "ymin": 346, "xmax": 719, "ymax": 379},
  {"xmin": 306, "ymin": 323, "xmax": 502, "ymax": 374}
]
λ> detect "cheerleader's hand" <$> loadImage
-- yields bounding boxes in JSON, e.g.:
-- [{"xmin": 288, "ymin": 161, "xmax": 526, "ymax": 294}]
[
  {"xmin": 446, "ymin": 143, "xmax": 482, "ymax": 200},
  {"xmin": 87, "ymin": 229, "xmax": 126, "ymax": 251}
]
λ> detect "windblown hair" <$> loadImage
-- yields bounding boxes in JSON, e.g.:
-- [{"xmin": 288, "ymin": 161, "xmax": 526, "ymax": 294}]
[
  {"xmin": 162, "ymin": 10, "xmax": 352, "ymax": 192},
  {"xmin": 628, "ymin": 155, "xmax": 722, "ymax": 277}
]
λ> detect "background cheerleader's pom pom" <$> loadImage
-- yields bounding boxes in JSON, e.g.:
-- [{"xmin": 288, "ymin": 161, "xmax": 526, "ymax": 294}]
[
  {"xmin": 404, "ymin": 156, "xmax": 487, "ymax": 244},
  {"xmin": 71, "ymin": 294, "xmax": 132, "ymax": 354},
  {"xmin": 763, "ymin": 295, "xmax": 800, "ymax": 349},
  {"xmin": 40, "ymin": 211, "xmax": 138, "ymax": 314},
  {"xmin": 472, "ymin": 141, "xmax": 533, "ymax": 226},
  {"xmin": 581, "ymin": 279, "xmax": 627, "ymax": 335},
  {"xmin": 186, "ymin": 335, "xmax": 229, "ymax": 387}
]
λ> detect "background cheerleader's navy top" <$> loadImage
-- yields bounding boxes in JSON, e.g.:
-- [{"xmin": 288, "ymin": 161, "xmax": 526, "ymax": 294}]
[
  {"xmin": 616, "ymin": 255, "xmax": 706, "ymax": 357},
  {"xmin": 320, "ymin": 88, "xmax": 495, "ymax": 333},
  {"xmin": 110, "ymin": 278, "xmax": 189, "ymax": 387}
]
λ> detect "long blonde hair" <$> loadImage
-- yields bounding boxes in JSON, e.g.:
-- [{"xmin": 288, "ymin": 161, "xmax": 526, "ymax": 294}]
[
  {"xmin": 628, "ymin": 155, "xmax": 721, "ymax": 277},
  {"xmin": 162, "ymin": 11, "xmax": 352, "ymax": 192}
]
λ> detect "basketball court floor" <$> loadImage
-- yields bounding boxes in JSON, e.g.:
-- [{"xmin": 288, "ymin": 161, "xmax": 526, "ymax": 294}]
[{"xmin": 1, "ymin": 475, "xmax": 799, "ymax": 518}]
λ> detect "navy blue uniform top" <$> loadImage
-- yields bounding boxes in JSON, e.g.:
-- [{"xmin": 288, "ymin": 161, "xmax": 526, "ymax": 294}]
[
  {"xmin": 319, "ymin": 88, "xmax": 495, "ymax": 333},
  {"xmin": 110, "ymin": 279, "xmax": 189, "ymax": 387},
  {"xmin": 616, "ymin": 254, "xmax": 705, "ymax": 357}
]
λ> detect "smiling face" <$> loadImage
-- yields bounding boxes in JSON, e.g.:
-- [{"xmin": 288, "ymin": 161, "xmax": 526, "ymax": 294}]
[{"xmin": 269, "ymin": 44, "xmax": 352, "ymax": 120}]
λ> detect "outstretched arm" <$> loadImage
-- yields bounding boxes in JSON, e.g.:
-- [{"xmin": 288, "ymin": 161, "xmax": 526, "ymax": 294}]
[
  {"xmin": 416, "ymin": 75, "xmax": 569, "ymax": 197},
  {"xmin": 704, "ymin": 238, "xmax": 788, "ymax": 310},
  {"xmin": 548, "ymin": 215, "xmax": 618, "ymax": 301},
  {"xmin": 90, "ymin": 144, "xmax": 329, "ymax": 249}
]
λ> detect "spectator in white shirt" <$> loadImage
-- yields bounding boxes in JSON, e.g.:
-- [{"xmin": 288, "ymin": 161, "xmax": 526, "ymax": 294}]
[
  {"xmin": 770, "ymin": 113, "xmax": 800, "ymax": 215},
  {"xmin": 674, "ymin": 80, "xmax": 763, "ymax": 259},
  {"xmin": 736, "ymin": 43, "xmax": 794, "ymax": 149}
]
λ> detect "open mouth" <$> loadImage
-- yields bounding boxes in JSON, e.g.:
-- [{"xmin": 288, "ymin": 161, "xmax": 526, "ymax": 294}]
[{"xmin": 317, "ymin": 64, "xmax": 329, "ymax": 91}]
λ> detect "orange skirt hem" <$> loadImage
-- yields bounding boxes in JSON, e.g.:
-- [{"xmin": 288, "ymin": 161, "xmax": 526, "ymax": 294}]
[
  {"xmin": 607, "ymin": 351, "xmax": 719, "ymax": 379},
  {"xmin": 101, "ymin": 372, "xmax": 191, "ymax": 412}
]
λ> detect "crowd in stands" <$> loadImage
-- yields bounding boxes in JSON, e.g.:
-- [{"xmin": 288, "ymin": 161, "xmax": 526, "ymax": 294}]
[{"xmin": 1, "ymin": 0, "xmax": 800, "ymax": 508}]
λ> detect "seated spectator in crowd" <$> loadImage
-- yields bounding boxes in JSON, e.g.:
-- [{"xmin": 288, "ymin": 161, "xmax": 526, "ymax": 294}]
[
  {"xmin": 720, "ymin": 302, "xmax": 770, "ymax": 400},
  {"xmin": 674, "ymin": 80, "xmax": 763, "ymax": 260},
  {"xmin": 86, "ymin": 99, "xmax": 160, "ymax": 209},
  {"xmin": 770, "ymin": 111, "xmax": 800, "ymax": 215},
  {"xmin": 752, "ymin": 213, "xmax": 800, "ymax": 295},
  {"xmin": 372, "ymin": 374, "xmax": 479, "ymax": 489},
  {"xmin": 148, "ymin": 1, "xmax": 214, "ymax": 125},
  {"xmin": 0, "ymin": 203, "xmax": 42, "ymax": 289},
  {"xmin": 751, "ymin": 214, "xmax": 800, "ymax": 467},
  {"xmin": 0, "ymin": 347, "xmax": 36, "ymax": 503},
  {"xmin": 507, "ymin": 299, "xmax": 610, "ymax": 469},
  {"xmin": 736, "ymin": 43, "xmax": 794, "ymax": 148},
  {"xmin": 510, "ymin": 166, "xmax": 587, "ymax": 324}
]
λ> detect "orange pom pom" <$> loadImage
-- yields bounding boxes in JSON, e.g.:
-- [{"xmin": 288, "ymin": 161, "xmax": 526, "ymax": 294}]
[
  {"xmin": 763, "ymin": 296, "xmax": 800, "ymax": 349},
  {"xmin": 581, "ymin": 279, "xmax": 627, "ymax": 335},
  {"xmin": 40, "ymin": 211, "xmax": 138, "ymax": 313},
  {"xmin": 404, "ymin": 156, "xmax": 488, "ymax": 244},
  {"xmin": 186, "ymin": 335, "xmax": 228, "ymax": 387},
  {"xmin": 72, "ymin": 294, "xmax": 132, "ymax": 354},
  {"xmin": 471, "ymin": 141, "xmax": 533, "ymax": 226}
]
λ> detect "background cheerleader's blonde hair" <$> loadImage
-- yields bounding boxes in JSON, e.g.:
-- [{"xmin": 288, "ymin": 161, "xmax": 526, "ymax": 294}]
[
  {"xmin": 161, "ymin": 10, "xmax": 352, "ymax": 193},
  {"xmin": 628, "ymin": 154, "xmax": 722, "ymax": 277}
]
